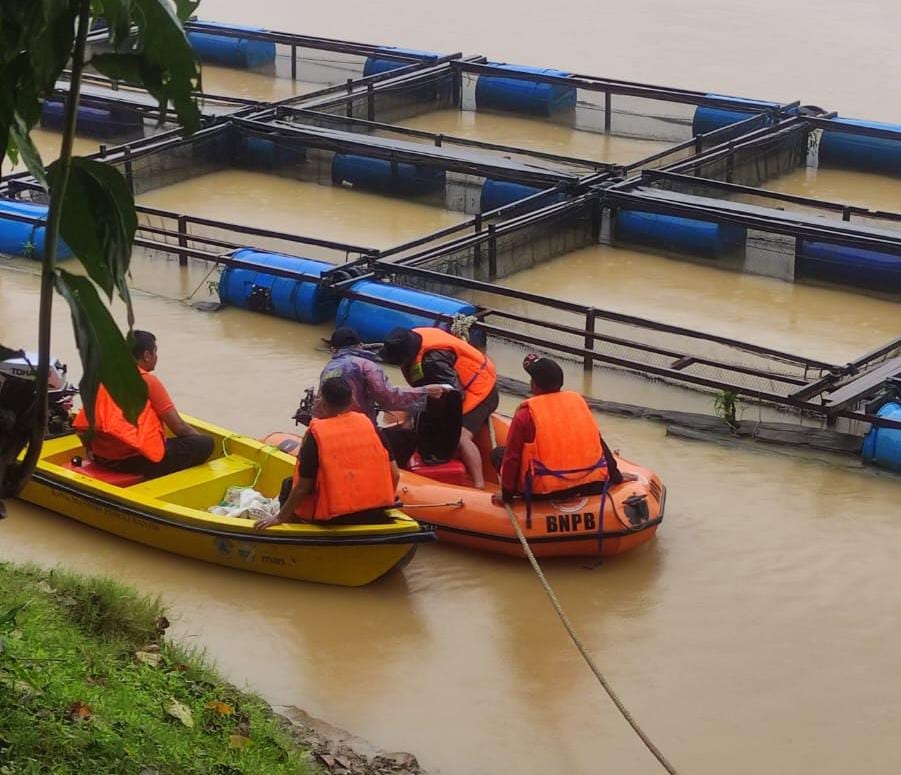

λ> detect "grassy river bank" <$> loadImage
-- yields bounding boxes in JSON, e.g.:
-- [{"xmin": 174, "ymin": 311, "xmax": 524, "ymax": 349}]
[{"xmin": 0, "ymin": 562, "xmax": 312, "ymax": 774}]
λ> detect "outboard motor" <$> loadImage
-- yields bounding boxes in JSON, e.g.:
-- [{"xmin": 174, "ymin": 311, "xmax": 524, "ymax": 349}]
[
  {"xmin": 292, "ymin": 386, "xmax": 315, "ymax": 427},
  {"xmin": 0, "ymin": 351, "xmax": 78, "ymax": 439},
  {"xmin": 0, "ymin": 350, "xmax": 77, "ymax": 513}
]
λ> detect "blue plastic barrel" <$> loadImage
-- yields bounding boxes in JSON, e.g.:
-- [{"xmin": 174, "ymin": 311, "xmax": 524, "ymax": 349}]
[
  {"xmin": 796, "ymin": 241, "xmax": 901, "ymax": 292},
  {"xmin": 218, "ymin": 249, "xmax": 337, "ymax": 324},
  {"xmin": 691, "ymin": 94, "xmax": 776, "ymax": 136},
  {"xmin": 363, "ymin": 47, "xmax": 441, "ymax": 77},
  {"xmin": 861, "ymin": 402, "xmax": 901, "ymax": 472},
  {"xmin": 475, "ymin": 64, "xmax": 576, "ymax": 117},
  {"xmin": 336, "ymin": 280, "xmax": 481, "ymax": 345},
  {"xmin": 818, "ymin": 118, "xmax": 901, "ymax": 175},
  {"xmin": 331, "ymin": 154, "xmax": 445, "ymax": 196},
  {"xmin": 235, "ymin": 136, "xmax": 305, "ymax": 169},
  {"xmin": 41, "ymin": 99, "xmax": 144, "ymax": 139},
  {"xmin": 0, "ymin": 199, "xmax": 73, "ymax": 260},
  {"xmin": 479, "ymin": 180, "xmax": 564, "ymax": 212},
  {"xmin": 614, "ymin": 210, "xmax": 746, "ymax": 259},
  {"xmin": 188, "ymin": 22, "xmax": 275, "ymax": 69}
]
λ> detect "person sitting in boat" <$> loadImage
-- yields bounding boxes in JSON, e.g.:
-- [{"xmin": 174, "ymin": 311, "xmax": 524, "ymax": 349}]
[
  {"xmin": 496, "ymin": 355, "xmax": 625, "ymax": 505},
  {"xmin": 380, "ymin": 326, "xmax": 498, "ymax": 490},
  {"xmin": 73, "ymin": 330, "xmax": 213, "ymax": 477},
  {"xmin": 255, "ymin": 376, "xmax": 400, "ymax": 529},
  {"xmin": 310, "ymin": 327, "xmax": 451, "ymax": 465}
]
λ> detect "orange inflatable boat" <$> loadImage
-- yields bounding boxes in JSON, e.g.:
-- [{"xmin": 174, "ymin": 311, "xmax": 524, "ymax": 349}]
[{"xmin": 263, "ymin": 413, "xmax": 665, "ymax": 560}]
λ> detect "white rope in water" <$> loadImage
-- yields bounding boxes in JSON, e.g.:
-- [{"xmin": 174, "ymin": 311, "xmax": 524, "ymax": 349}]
[{"xmin": 502, "ymin": 502, "xmax": 678, "ymax": 775}]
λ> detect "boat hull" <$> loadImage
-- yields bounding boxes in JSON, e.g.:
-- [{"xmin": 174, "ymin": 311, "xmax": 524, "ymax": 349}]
[
  {"xmin": 20, "ymin": 420, "xmax": 433, "ymax": 587},
  {"xmin": 265, "ymin": 412, "xmax": 666, "ymax": 560},
  {"xmin": 399, "ymin": 464, "xmax": 664, "ymax": 559}
]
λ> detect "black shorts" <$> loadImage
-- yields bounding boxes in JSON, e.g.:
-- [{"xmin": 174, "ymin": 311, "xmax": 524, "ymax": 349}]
[{"xmin": 462, "ymin": 385, "xmax": 499, "ymax": 434}]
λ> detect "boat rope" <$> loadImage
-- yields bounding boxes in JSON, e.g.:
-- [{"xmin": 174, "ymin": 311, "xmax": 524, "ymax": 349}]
[
  {"xmin": 502, "ymin": 502, "xmax": 678, "ymax": 775},
  {"xmin": 221, "ymin": 434, "xmax": 264, "ymax": 489},
  {"xmin": 184, "ymin": 261, "xmax": 220, "ymax": 302},
  {"xmin": 400, "ymin": 499, "xmax": 464, "ymax": 509}
]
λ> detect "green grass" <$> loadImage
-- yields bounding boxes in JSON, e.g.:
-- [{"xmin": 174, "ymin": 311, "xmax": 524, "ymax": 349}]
[{"xmin": 0, "ymin": 563, "xmax": 313, "ymax": 775}]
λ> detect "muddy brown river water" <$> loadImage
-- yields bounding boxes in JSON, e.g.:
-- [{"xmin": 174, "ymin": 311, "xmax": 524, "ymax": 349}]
[{"xmin": 3, "ymin": 2, "xmax": 901, "ymax": 772}]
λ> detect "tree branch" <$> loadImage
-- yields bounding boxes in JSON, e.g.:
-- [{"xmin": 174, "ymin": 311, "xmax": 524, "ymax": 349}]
[{"xmin": 13, "ymin": 0, "xmax": 92, "ymax": 496}]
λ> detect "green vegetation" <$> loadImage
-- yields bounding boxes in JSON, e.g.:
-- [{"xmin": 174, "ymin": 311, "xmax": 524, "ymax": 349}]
[
  {"xmin": 1, "ymin": 0, "xmax": 202, "ymax": 509},
  {"xmin": 713, "ymin": 389, "xmax": 740, "ymax": 431},
  {"xmin": 0, "ymin": 563, "xmax": 312, "ymax": 774}
]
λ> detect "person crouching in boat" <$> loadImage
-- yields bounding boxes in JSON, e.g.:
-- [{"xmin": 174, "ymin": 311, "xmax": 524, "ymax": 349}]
[
  {"xmin": 311, "ymin": 327, "xmax": 452, "ymax": 465},
  {"xmin": 73, "ymin": 330, "xmax": 214, "ymax": 477},
  {"xmin": 255, "ymin": 377, "xmax": 399, "ymax": 529},
  {"xmin": 381, "ymin": 326, "xmax": 498, "ymax": 490},
  {"xmin": 495, "ymin": 355, "xmax": 626, "ymax": 506}
]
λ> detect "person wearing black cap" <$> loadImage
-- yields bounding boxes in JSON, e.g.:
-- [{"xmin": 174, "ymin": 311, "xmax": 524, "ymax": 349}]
[
  {"xmin": 381, "ymin": 326, "xmax": 499, "ymax": 489},
  {"xmin": 496, "ymin": 354, "xmax": 623, "ymax": 504}
]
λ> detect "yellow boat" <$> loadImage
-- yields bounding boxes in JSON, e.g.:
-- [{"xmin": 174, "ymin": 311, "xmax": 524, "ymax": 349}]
[{"xmin": 19, "ymin": 417, "xmax": 435, "ymax": 586}]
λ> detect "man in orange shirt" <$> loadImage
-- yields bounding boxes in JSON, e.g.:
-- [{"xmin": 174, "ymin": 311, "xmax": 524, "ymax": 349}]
[{"xmin": 75, "ymin": 330, "xmax": 213, "ymax": 477}]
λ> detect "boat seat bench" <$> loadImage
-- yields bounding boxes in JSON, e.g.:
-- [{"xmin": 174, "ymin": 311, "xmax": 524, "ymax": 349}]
[{"xmin": 130, "ymin": 455, "xmax": 260, "ymax": 502}]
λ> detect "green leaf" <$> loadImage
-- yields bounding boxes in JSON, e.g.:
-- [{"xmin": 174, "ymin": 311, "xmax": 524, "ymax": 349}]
[
  {"xmin": 0, "ymin": 602, "xmax": 28, "ymax": 629},
  {"xmin": 90, "ymin": 53, "xmax": 151, "ymax": 85},
  {"xmin": 9, "ymin": 114, "xmax": 48, "ymax": 189},
  {"xmin": 129, "ymin": 0, "xmax": 202, "ymax": 133},
  {"xmin": 48, "ymin": 157, "xmax": 137, "ymax": 325},
  {"xmin": 29, "ymin": 3, "xmax": 77, "ymax": 92},
  {"xmin": 54, "ymin": 269, "xmax": 147, "ymax": 427},
  {"xmin": 173, "ymin": 0, "xmax": 201, "ymax": 22},
  {"xmin": 91, "ymin": 0, "xmax": 132, "ymax": 47}
]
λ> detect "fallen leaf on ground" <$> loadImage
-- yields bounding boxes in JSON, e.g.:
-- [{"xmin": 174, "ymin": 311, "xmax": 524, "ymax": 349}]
[
  {"xmin": 165, "ymin": 698, "xmax": 194, "ymax": 728},
  {"xmin": 136, "ymin": 651, "xmax": 161, "ymax": 667},
  {"xmin": 67, "ymin": 701, "xmax": 92, "ymax": 721},
  {"xmin": 140, "ymin": 644, "xmax": 160, "ymax": 653},
  {"xmin": 205, "ymin": 700, "xmax": 234, "ymax": 716},
  {"xmin": 36, "ymin": 581, "xmax": 56, "ymax": 595},
  {"xmin": 8, "ymin": 629, "xmax": 23, "ymax": 641},
  {"xmin": 228, "ymin": 734, "xmax": 251, "ymax": 750}
]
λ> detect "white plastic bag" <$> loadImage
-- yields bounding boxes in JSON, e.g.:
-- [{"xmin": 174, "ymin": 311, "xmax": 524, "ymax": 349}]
[{"xmin": 209, "ymin": 486, "xmax": 280, "ymax": 521}]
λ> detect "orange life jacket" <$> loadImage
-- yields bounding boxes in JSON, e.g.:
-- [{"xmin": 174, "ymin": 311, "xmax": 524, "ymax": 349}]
[
  {"xmin": 516, "ymin": 391, "xmax": 607, "ymax": 495},
  {"xmin": 73, "ymin": 384, "xmax": 165, "ymax": 463},
  {"xmin": 293, "ymin": 411, "xmax": 396, "ymax": 521},
  {"xmin": 405, "ymin": 327, "xmax": 496, "ymax": 413}
]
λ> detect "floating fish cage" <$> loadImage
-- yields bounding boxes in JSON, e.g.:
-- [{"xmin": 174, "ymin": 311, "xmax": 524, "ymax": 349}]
[
  {"xmin": 603, "ymin": 117, "xmax": 901, "ymax": 293},
  {"xmin": 2, "ymin": 18, "xmax": 898, "ymax": 468},
  {"xmin": 6, "ymin": 116, "xmax": 585, "ymax": 223},
  {"xmin": 186, "ymin": 21, "xmax": 444, "ymax": 87},
  {"xmin": 603, "ymin": 188, "xmax": 901, "ymax": 294},
  {"xmin": 84, "ymin": 19, "xmax": 449, "ymax": 103},
  {"xmin": 245, "ymin": 108, "xmax": 599, "ymax": 213},
  {"xmin": 291, "ymin": 60, "xmax": 794, "ymax": 171}
]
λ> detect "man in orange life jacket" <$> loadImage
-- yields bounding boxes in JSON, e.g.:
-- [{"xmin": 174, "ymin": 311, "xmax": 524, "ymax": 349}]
[
  {"xmin": 381, "ymin": 326, "xmax": 499, "ymax": 489},
  {"xmin": 497, "ymin": 355, "xmax": 625, "ymax": 505},
  {"xmin": 254, "ymin": 376, "xmax": 399, "ymax": 529},
  {"xmin": 74, "ymin": 330, "xmax": 213, "ymax": 477}
]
